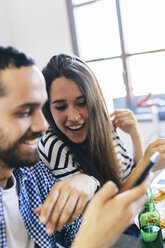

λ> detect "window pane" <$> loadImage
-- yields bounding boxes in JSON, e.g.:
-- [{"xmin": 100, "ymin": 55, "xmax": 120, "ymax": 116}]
[
  {"xmin": 73, "ymin": 0, "xmax": 121, "ymax": 60},
  {"xmin": 127, "ymin": 52, "xmax": 165, "ymax": 95},
  {"xmin": 88, "ymin": 58, "xmax": 125, "ymax": 112},
  {"xmin": 120, "ymin": 0, "xmax": 165, "ymax": 53}
]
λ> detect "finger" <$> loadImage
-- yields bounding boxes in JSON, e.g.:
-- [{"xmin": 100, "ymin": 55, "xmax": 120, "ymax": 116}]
[
  {"xmin": 110, "ymin": 110, "xmax": 129, "ymax": 119},
  {"xmin": 111, "ymin": 109, "xmax": 130, "ymax": 115},
  {"xmin": 110, "ymin": 112, "xmax": 115, "ymax": 117},
  {"xmin": 114, "ymin": 114, "xmax": 135, "ymax": 123},
  {"xmin": 114, "ymin": 118, "xmax": 132, "ymax": 126},
  {"xmin": 114, "ymin": 111, "xmax": 131, "ymax": 117},
  {"xmin": 130, "ymin": 194, "xmax": 147, "ymax": 215},
  {"xmin": 128, "ymin": 194, "xmax": 147, "ymax": 225},
  {"xmin": 117, "ymin": 120, "xmax": 136, "ymax": 129},
  {"xmin": 156, "ymin": 144, "xmax": 165, "ymax": 153},
  {"xmin": 39, "ymin": 189, "xmax": 60, "ymax": 224},
  {"xmin": 147, "ymin": 144, "xmax": 165, "ymax": 159},
  {"xmin": 93, "ymin": 181, "xmax": 119, "ymax": 205},
  {"xmin": 45, "ymin": 187, "xmax": 71, "ymax": 235},
  {"xmin": 110, "ymin": 112, "xmax": 124, "ymax": 120},
  {"xmin": 67, "ymin": 191, "xmax": 89, "ymax": 225},
  {"xmin": 112, "ymin": 114, "xmax": 135, "ymax": 126},
  {"xmin": 56, "ymin": 190, "xmax": 79, "ymax": 231},
  {"xmin": 149, "ymin": 138, "xmax": 165, "ymax": 148},
  {"xmin": 34, "ymin": 205, "xmax": 42, "ymax": 214},
  {"xmin": 122, "ymin": 194, "xmax": 147, "ymax": 226}
]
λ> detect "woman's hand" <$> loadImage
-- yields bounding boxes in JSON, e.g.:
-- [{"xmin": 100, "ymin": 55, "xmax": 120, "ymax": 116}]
[
  {"xmin": 72, "ymin": 175, "xmax": 152, "ymax": 248},
  {"xmin": 142, "ymin": 138, "xmax": 165, "ymax": 171},
  {"xmin": 121, "ymin": 138, "xmax": 165, "ymax": 192},
  {"xmin": 110, "ymin": 109, "xmax": 143, "ymax": 165},
  {"xmin": 34, "ymin": 174, "xmax": 98, "ymax": 235},
  {"xmin": 110, "ymin": 109, "xmax": 139, "ymax": 138}
]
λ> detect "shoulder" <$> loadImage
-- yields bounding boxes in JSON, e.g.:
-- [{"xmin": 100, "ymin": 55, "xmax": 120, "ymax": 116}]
[
  {"xmin": 38, "ymin": 128, "xmax": 70, "ymax": 154},
  {"xmin": 38, "ymin": 128, "xmax": 74, "ymax": 168},
  {"xmin": 14, "ymin": 162, "xmax": 56, "ymax": 185},
  {"xmin": 38, "ymin": 128, "xmax": 80, "ymax": 178},
  {"xmin": 39, "ymin": 128, "xmax": 63, "ymax": 146}
]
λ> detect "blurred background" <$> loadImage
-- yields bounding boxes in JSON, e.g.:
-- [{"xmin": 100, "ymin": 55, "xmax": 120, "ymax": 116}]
[{"xmin": 1, "ymin": 0, "xmax": 165, "ymax": 154}]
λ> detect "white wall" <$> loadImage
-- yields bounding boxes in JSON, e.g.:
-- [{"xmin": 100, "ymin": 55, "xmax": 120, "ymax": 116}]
[{"xmin": 0, "ymin": 0, "xmax": 73, "ymax": 69}]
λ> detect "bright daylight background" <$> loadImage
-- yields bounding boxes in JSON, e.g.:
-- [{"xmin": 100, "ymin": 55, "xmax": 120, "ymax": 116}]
[{"xmin": 1, "ymin": 0, "xmax": 165, "ymax": 151}]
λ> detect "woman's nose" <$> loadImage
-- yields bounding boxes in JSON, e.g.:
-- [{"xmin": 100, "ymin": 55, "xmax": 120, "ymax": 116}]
[{"xmin": 67, "ymin": 108, "xmax": 81, "ymax": 122}]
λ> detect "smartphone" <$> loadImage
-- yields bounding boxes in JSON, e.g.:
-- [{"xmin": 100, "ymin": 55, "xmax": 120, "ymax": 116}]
[{"xmin": 131, "ymin": 151, "xmax": 160, "ymax": 188}]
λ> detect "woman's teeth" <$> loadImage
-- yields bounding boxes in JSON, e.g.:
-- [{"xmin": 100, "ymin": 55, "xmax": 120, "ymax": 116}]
[{"xmin": 67, "ymin": 124, "xmax": 83, "ymax": 130}]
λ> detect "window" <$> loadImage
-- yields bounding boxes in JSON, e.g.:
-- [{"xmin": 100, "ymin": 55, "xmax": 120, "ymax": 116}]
[{"xmin": 67, "ymin": 0, "xmax": 165, "ymax": 113}]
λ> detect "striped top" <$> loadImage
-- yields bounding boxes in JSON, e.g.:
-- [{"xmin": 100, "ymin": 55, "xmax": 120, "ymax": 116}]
[{"xmin": 38, "ymin": 128, "xmax": 136, "ymax": 183}]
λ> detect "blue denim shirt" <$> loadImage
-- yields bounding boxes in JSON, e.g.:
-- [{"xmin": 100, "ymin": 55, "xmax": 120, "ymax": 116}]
[{"xmin": 0, "ymin": 162, "xmax": 81, "ymax": 248}]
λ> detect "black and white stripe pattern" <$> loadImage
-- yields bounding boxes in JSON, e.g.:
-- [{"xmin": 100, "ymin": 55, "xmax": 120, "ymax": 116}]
[
  {"xmin": 38, "ymin": 129, "xmax": 80, "ymax": 179},
  {"xmin": 38, "ymin": 128, "xmax": 135, "ymax": 183},
  {"xmin": 112, "ymin": 130, "xmax": 135, "ymax": 182}
]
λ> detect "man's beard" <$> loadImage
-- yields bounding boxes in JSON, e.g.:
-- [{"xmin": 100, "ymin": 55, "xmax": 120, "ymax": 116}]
[{"xmin": 0, "ymin": 132, "xmax": 43, "ymax": 169}]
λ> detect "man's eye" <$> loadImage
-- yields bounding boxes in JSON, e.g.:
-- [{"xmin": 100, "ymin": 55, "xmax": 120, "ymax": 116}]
[
  {"xmin": 18, "ymin": 112, "xmax": 31, "ymax": 117},
  {"xmin": 55, "ymin": 105, "xmax": 67, "ymax": 111},
  {"xmin": 17, "ymin": 109, "xmax": 33, "ymax": 117}
]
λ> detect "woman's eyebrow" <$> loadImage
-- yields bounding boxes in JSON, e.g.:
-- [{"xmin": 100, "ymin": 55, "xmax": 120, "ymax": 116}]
[
  {"xmin": 76, "ymin": 95, "xmax": 85, "ymax": 100},
  {"xmin": 51, "ymin": 99, "xmax": 66, "ymax": 104},
  {"xmin": 51, "ymin": 95, "xmax": 85, "ymax": 104}
]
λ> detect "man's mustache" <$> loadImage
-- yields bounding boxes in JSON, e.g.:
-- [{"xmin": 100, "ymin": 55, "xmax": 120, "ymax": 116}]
[{"xmin": 19, "ymin": 132, "xmax": 43, "ymax": 143}]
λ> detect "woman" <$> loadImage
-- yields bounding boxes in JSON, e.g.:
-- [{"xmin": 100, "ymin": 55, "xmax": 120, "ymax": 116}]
[
  {"xmin": 38, "ymin": 54, "xmax": 143, "ymax": 188},
  {"xmin": 37, "ymin": 54, "xmax": 165, "ymax": 236}
]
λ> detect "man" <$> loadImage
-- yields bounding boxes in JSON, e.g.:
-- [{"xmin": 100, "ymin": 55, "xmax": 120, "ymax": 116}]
[
  {"xmin": 0, "ymin": 46, "xmax": 160, "ymax": 248},
  {"xmin": 0, "ymin": 46, "xmax": 85, "ymax": 248}
]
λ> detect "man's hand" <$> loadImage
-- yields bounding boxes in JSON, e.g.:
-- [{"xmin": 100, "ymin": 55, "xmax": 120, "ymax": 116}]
[
  {"xmin": 72, "ymin": 175, "xmax": 152, "ymax": 248},
  {"xmin": 34, "ymin": 174, "xmax": 98, "ymax": 235}
]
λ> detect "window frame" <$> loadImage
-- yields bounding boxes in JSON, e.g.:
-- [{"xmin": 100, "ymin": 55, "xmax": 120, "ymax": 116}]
[{"xmin": 66, "ymin": 0, "xmax": 165, "ymax": 111}]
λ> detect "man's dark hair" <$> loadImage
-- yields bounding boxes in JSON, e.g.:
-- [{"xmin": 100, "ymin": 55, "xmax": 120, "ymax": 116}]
[
  {"xmin": 0, "ymin": 46, "xmax": 35, "ymax": 69},
  {"xmin": 0, "ymin": 46, "xmax": 35, "ymax": 96}
]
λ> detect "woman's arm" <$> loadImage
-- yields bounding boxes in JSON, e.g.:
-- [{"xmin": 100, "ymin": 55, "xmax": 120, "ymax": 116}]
[
  {"xmin": 37, "ymin": 129, "xmax": 100, "ymax": 233},
  {"xmin": 34, "ymin": 173, "xmax": 99, "ymax": 234}
]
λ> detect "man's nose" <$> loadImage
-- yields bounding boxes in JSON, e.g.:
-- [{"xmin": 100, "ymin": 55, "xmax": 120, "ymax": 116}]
[{"xmin": 31, "ymin": 110, "xmax": 48, "ymax": 133}]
